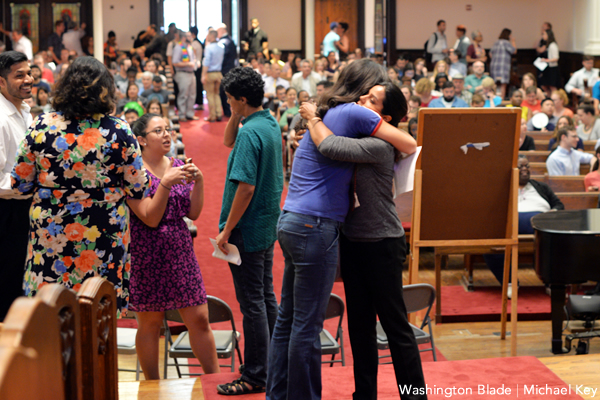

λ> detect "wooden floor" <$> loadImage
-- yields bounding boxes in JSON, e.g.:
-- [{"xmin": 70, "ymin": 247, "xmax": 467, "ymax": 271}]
[{"xmin": 118, "ymin": 251, "xmax": 600, "ymax": 399}]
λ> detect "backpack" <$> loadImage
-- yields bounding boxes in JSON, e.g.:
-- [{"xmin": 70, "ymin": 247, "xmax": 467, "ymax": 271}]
[{"xmin": 424, "ymin": 33, "xmax": 438, "ymax": 65}]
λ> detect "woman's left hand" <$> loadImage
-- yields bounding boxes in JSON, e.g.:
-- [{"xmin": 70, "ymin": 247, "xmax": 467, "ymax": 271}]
[
  {"xmin": 181, "ymin": 161, "xmax": 203, "ymax": 184},
  {"xmin": 300, "ymin": 102, "xmax": 317, "ymax": 120}
]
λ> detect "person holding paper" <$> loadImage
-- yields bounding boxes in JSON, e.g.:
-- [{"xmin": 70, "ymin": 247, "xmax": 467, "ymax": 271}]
[
  {"xmin": 127, "ymin": 113, "xmax": 220, "ymax": 380},
  {"xmin": 297, "ymin": 81, "xmax": 426, "ymax": 399},
  {"xmin": 215, "ymin": 67, "xmax": 283, "ymax": 395},
  {"xmin": 266, "ymin": 59, "xmax": 417, "ymax": 400},
  {"xmin": 537, "ymin": 29, "xmax": 560, "ymax": 94}
]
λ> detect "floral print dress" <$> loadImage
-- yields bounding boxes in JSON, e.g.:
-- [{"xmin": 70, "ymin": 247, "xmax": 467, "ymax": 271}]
[{"xmin": 11, "ymin": 112, "xmax": 148, "ymax": 317}]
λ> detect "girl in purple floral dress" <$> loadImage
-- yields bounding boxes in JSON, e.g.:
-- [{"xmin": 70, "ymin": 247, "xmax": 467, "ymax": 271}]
[{"xmin": 127, "ymin": 113, "xmax": 220, "ymax": 380}]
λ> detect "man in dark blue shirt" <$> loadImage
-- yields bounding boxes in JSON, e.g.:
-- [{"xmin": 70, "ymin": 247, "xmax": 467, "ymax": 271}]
[
  {"xmin": 217, "ymin": 24, "xmax": 239, "ymax": 118},
  {"xmin": 47, "ymin": 20, "xmax": 65, "ymax": 65}
]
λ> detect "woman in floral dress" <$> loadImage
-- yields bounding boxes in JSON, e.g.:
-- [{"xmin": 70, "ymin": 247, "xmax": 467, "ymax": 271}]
[{"xmin": 11, "ymin": 56, "xmax": 148, "ymax": 316}]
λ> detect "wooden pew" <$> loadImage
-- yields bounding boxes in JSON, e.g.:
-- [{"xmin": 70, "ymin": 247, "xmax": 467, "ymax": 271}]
[
  {"xmin": 77, "ymin": 278, "xmax": 118, "ymax": 400},
  {"xmin": 534, "ymin": 139, "xmax": 550, "ymax": 151},
  {"xmin": 38, "ymin": 284, "xmax": 83, "ymax": 400},
  {"xmin": 583, "ymin": 140, "xmax": 598, "ymax": 151},
  {"xmin": 558, "ymin": 192, "xmax": 599, "ymax": 209},
  {"xmin": 547, "ymin": 176, "xmax": 586, "ymax": 192},
  {"xmin": 521, "ymin": 150, "xmax": 595, "ymax": 163},
  {"xmin": 528, "ymin": 131, "xmax": 553, "ymax": 140},
  {"xmin": 0, "ymin": 297, "xmax": 65, "ymax": 399},
  {"xmin": 529, "ymin": 162, "xmax": 591, "ymax": 175}
]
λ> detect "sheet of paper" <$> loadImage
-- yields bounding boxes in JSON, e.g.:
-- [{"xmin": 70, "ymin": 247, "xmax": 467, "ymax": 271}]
[
  {"xmin": 209, "ymin": 238, "xmax": 242, "ymax": 266},
  {"xmin": 533, "ymin": 57, "xmax": 548, "ymax": 71},
  {"xmin": 393, "ymin": 146, "xmax": 421, "ymax": 198}
]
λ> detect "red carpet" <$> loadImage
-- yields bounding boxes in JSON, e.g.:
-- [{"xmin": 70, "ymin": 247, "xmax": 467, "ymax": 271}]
[
  {"xmin": 440, "ymin": 286, "xmax": 551, "ymax": 323},
  {"xmin": 200, "ymin": 356, "xmax": 581, "ymax": 399}
]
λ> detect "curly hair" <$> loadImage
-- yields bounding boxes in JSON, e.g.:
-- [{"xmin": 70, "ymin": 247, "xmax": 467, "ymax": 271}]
[
  {"xmin": 221, "ymin": 67, "xmax": 264, "ymax": 108},
  {"xmin": 52, "ymin": 56, "xmax": 116, "ymax": 120}
]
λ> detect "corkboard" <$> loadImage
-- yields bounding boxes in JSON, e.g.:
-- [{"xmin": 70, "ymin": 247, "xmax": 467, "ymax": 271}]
[{"xmin": 416, "ymin": 108, "xmax": 520, "ymax": 241}]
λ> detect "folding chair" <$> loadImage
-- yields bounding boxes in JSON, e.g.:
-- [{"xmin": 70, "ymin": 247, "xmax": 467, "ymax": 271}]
[
  {"xmin": 320, "ymin": 293, "xmax": 345, "ymax": 367},
  {"xmin": 377, "ymin": 283, "xmax": 437, "ymax": 362},
  {"xmin": 116, "ymin": 311, "xmax": 141, "ymax": 380},
  {"xmin": 163, "ymin": 296, "xmax": 242, "ymax": 378}
]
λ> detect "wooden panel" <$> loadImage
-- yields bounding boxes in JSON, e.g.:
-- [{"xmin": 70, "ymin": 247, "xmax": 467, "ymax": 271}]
[
  {"xmin": 534, "ymin": 140, "xmax": 551, "ymax": 151},
  {"xmin": 78, "ymin": 278, "xmax": 118, "ymax": 400},
  {"xmin": 314, "ymin": 0, "xmax": 358, "ymax": 59},
  {"xmin": 528, "ymin": 131, "xmax": 553, "ymax": 140},
  {"xmin": 547, "ymin": 176, "xmax": 586, "ymax": 193},
  {"xmin": 530, "ymin": 162, "xmax": 591, "ymax": 176},
  {"xmin": 583, "ymin": 140, "xmax": 597, "ymax": 151},
  {"xmin": 119, "ymin": 378, "xmax": 204, "ymax": 400},
  {"xmin": 417, "ymin": 108, "xmax": 520, "ymax": 241},
  {"xmin": 557, "ymin": 192, "xmax": 599, "ymax": 210}
]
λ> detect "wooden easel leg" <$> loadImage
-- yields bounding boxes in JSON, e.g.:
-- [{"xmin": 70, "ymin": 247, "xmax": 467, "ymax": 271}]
[
  {"xmin": 408, "ymin": 246, "xmax": 420, "ymax": 325},
  {"xmin": 500, "ymin": 246, "xmax": 511, "ymax": 339},
  {"xmin": 434, "ymin": 253, "xmax": 444, "ymax": 324},
  {"xmin": 510, "ymin": 243, "xmax": 519, "ymax": 356}
]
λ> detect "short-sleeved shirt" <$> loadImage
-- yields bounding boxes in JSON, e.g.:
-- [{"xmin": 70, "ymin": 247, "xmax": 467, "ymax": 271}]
[
  {"xmin": 47, "ymin": 33, "xmax": 63, "ymax": 60},
  {"xmin": 465, "ymin": 74, "xmax": 484, "ymax": 93},
  {"xmin": 284, "ymin": 102, "xmax": 382, "ymax": 222},
  {"xmin": 219, "ymin": 109, "xmax": 283, "ymax": 252},
  {"xmin": 322, "ymin": 31, "xmax": 340, "ymax": 58}
]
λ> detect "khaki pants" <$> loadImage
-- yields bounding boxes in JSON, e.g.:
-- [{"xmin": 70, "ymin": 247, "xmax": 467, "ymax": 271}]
[{"xmin": 206, "ymin": 71, "xmax": 223, "ymax": 120}]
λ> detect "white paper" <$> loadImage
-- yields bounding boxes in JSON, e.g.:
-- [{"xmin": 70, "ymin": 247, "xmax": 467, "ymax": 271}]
[
  {"xmin": 394, "ymin": 146, "xmax": 421, "ymax": 198},
  {"xmin": 533, "ymin": 57, "xmax": 548, "ymax": 71},
  {"xmin": 209, "ymin": 238, "xmax": 242, "ymax": 265}
]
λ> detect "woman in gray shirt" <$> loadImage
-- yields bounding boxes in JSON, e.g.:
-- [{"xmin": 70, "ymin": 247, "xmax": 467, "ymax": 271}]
[{"xmin": 299, "ymin": 81, "xmax": 427, "ymax": 399}]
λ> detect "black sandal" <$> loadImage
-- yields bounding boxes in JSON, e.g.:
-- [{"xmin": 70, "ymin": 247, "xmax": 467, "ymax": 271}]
[{"xmin": 216, "ymin": 378, "xmax": 265, "ymax": 396}]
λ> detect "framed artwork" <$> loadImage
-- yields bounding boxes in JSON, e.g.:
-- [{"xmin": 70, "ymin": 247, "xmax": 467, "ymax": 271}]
[
  {"xmin": 52, "ymin": 3, "xmax": 81, "ymax": 29},
  {"xmin": 10, "ymin": 3, "xmax": 40, "ymax": 53}
]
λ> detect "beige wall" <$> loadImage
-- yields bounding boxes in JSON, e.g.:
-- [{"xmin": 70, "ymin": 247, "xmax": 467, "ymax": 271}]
[
  {"xmin": 395, "ymin": 0, "xmax": 580, "ymax": 52},
  {"xmin": 248, "ymin": 0, "xmax": 302, "ymax": 50},
  {"xmin": 102, "ymin": 0, "xmax": 149, "ymax": 50}
]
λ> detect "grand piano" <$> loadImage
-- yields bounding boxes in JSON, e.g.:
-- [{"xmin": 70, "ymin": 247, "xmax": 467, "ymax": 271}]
[{"xmin": 532, "ymin": 209, "xmax": 600, "ymax": 354}]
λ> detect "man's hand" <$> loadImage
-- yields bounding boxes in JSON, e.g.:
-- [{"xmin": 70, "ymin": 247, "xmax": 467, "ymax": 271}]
[
  {"xmin": 216, "ymin": 229, "xmax": 231, "ymax": 255},
  {"xmin": 201, "ymin": 76, "xmax": 207, "ymax": 85}
]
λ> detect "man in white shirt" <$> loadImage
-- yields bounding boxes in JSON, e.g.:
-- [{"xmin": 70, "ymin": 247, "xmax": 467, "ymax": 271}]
[
  {"xmin": 0, "ymin": 25, "xmax": 33, "ymax": 61},
  {"xmin": 565, "ymin": 55, "xmax": 599, "ymax": 97},
  {"xmin": 291, "ymin": 60, "xmax": 320, "ymax": 96},
  {"xmin": 0, "ymin": 51, "xmax": 34, "ymax": 321},
  {"xmin": 263, "ymin": 63, "xmax": 289, "ymax": 100},
  {"xmin": 62, "ymin": 22, "xmax": 86, "ymax": 56},
  {"xmin": 547, "ymin": 127, "xmax": 595, "ymax": 176}
]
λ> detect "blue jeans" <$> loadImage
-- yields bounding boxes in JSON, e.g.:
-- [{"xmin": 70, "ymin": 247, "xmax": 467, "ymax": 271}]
[
  {"xmin": 228, "ymin": 228, "xmax": 278, "ymax": 387},
  {"xmin": 266, "ymin": 211, "xmax": 341, "ymax": 400},
  {"xmin": 484, "ymin": 211, "xmax": 540, "ymax": 284}
]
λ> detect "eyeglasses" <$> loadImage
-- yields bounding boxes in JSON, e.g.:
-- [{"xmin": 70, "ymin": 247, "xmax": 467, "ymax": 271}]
[
  {"xmin": 518, "ymin": 164, "xmax": 530, "ymax": 169},
  {"xmin": 146, "ymin": 127, "xmax": 173, "ymax": 137}
]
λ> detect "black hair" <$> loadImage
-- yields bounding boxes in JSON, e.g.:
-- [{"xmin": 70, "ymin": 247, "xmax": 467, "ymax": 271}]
[
  {"xmin": 126, "ymin": 66, "xmax": 138, "ymax": 75},
  {"xmin": 275, "ymin": 84, "xmax": 286, "ymax": 92},
  {"xmin": 437, "ymin": 20, "xmax": 446, "ymax": 26},
  {"xmin": 221, "ymin": 66, "xmax": 265, "ymax": 108},
  {"xmin": 30, "ymin": 64, "xmax": 41, "ymax": 71},
  {"xmin": 190, "ymin": 26, "xmax": 198, "ymax": 36},
  {"xmin": 297, "ymin": 90, "xmax": 309, "ymax": 99},
  {"xmin": 317, "ymin": 59, "xmax": 387, "ymax": 119},
  {"xmin": 339, "ymin": 22, "xmax": 349, "ymax": 32},
  {"xmin": 578, "ymin": 104, "xmax": 595, "ymax": 115},
  {"xmin": 453, "ymin": 50, "xmax": 462, "ymax": 59},
  {"xmin": 285, "ymin": 87, "xmax": 297, "ymax": 94},
  {"xmin": 36, "ymin": 87, "xmax": 49, "ymax": 106},
  {"xmin": 124, "ymin": 108, "xmax": 139, "ymax": 117},
  {"xmin": 131, "ymin": 113, "xmax": 161, "ymax": 139},
  {"xmin": 152, "ymin": 75, "xmax": 162, "ymax": 83},
  {"xmin": 316, "ymin": 80, "xmax": 334, "ymax": 89},
  {"xmin": 381, "ymin": 81, "xmax": 407, "ymax": 127},
  {"xmin": 0, "ymin": 51, "xmax": 28, "ymax": 79},
  {"xmin": 52, "ymin": 56, "xmax": 116, "ymax": 120},
  {"xmin": 408, "ymin": 117, "xmax": 418, "ymax": 138},
  {"xmin": 540, "ymin": 98, "xmax": 554, "ymax": 106},
  {"xmin": 108, "ymin": 31, "xmax": 116, "ymax": 38},
  {"xmin": 398, "ymin": 52, "xmax": 410, "ymax": 61},
  {"xmin": 441, "ymin": 81, "xmax": 454, "ymax": 90}
]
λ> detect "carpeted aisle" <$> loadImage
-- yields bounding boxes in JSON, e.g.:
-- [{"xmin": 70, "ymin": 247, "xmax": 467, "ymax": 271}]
[{"xmin": 200, "ymin": 356, "xmax": 582, "ymax": 399}]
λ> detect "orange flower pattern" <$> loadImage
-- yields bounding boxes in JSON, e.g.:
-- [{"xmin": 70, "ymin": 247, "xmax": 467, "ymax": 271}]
[{"xmin": 10, "ymin": 112, "xmax": 148, "ymax": 317}]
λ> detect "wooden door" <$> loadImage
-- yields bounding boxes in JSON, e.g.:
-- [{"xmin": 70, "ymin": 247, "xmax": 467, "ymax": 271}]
[{"xmin": 314, "ymin": 0, "xmax": 359, "ymax": 60}]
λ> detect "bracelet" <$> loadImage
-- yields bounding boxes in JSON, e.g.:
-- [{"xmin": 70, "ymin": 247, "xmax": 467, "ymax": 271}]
[{"xmin": 160, "ymin": 182, "xmax": 171, "ymax": 190}]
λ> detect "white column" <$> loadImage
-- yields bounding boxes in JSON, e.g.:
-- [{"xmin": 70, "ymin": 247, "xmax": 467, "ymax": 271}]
[
  {"xmin": 584, "ymin": 0, "xmax": 600, "ymax": 55},
  {"xmin": 305, "ymin": 0, "xmax": 315, "ymax": 60},
  {"xmin": 365, "ymin": 0, "xmax": 375, "ymax": 50},
  {"xmin": 93, "ymin": 0, "xmax": 104, "ymax": 62}
]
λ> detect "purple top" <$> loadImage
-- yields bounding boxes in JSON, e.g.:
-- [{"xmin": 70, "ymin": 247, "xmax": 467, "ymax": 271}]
[{"xmin": 284, "ymin": 102, "xmax": 382, "ymax": 222}]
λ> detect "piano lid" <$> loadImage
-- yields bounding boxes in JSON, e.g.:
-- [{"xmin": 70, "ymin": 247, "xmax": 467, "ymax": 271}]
[{"xmin": 531, "ymin": 209, "xmax": 600, "ymax": 235}]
